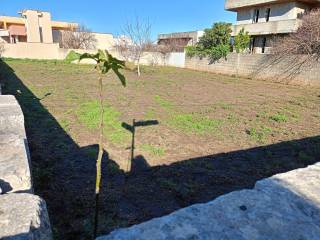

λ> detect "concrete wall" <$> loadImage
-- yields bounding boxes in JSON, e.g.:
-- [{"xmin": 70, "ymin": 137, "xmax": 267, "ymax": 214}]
[
  {"xmin": 185, "ymin": 53, "xmax": 320, "ymax": 86},
  {"xmin": 0, "ymin": 90, "xmax": 52, "ymax": 239},
  {"xmin": 23, "ymin": 10, "xmax": 41, "ymax": 43},
  {"xmin": 39, "ymin": 12, "xmax": 54, "ymax": 44},
  {"xmin": 129, "ymin": 52, "xmax": 186, "ymax": 68},
  {"xmin": 2, "ymin": 42, "xmax": 62, "ymax": 59},
  {"xmin": 93, "ymin": 32, "xmax": 115, "ymax": 51}
]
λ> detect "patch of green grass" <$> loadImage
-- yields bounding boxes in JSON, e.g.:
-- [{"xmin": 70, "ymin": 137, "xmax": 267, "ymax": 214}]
[
  {"xmin": 169, "ymin": 113, "xmax": 222, "ymax": 135},
  {"xmin": 141, "ymin": 144, "xmax": 165, "ymax": 157},
  {"xmin": 154, "ymin": 95, "xmax": 173, "ymax": 110},
  {"xmin": 246, "ymin": 126, "xmax": 273, "ymax": 143},
  {"xmin": 76, "ymin": 101, "xmax": 129, "ymax": 143},
  {"xmin": 270, "ymin": 113, "xmax": 288, "ymax": 123}
]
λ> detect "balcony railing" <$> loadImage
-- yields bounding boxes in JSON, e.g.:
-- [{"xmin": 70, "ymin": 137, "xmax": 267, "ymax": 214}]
[
  {"xmin": 225, "ymin": 0, "xmax": 320, "ymax": 10},
  {"xmin": 231, "ymin": 19, "xmax": 300, "ymax": 36},
  {"xmin": 0, "ymin": 29, "xmax": 9, "ymax": 37}
]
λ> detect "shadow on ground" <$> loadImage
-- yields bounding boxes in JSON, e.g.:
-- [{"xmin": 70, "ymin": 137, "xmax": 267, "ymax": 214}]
[{"xmin": 1, "ymin": 60, "xmax": 319, "ymax": 240}]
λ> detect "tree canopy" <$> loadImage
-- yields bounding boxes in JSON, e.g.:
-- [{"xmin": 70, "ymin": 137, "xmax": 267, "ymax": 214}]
[{"xmin": 186, "ymin": 22, "xmax": 232, "ymax": 62}]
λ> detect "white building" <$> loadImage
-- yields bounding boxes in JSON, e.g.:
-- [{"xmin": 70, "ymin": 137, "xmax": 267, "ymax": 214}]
[{"xmin": 225, "ymin": 0, "xmax": 320, "ymax": 53}]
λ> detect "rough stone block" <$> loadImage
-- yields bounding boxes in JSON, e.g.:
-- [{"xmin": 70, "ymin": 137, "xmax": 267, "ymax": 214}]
[
  {"xmin": 97, "ymin": 163, "xmax": 320, "ymax": 240},
  {"xmin": 0, "ymin": 134, "xmax": 32, "ymax": 193},
  {"xmin": 0, "ymin": 193, "xmax": 52, "ymax": 240},
  {"xmin": 0, "ymin": 95, "xmax": 26, "ymax": 138}
]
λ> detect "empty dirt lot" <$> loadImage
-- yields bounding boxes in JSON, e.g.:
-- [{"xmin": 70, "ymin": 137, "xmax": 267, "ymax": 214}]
[{"xmin": 1, "ymin": 59, "xmax": 319, "ymax": 239}]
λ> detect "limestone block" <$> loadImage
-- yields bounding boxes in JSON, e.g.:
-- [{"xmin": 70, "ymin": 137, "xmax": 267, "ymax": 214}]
[
  {"xmin": 0, "ymin": 95, "xmax": 26, "ymax": 138},
  {"xmin": 0, "ymin": 134, "xmax": 32, "ymax": 193},
  {"xmin": 0, "ymin": 193, "xmax": 52, "ymax": 240}
]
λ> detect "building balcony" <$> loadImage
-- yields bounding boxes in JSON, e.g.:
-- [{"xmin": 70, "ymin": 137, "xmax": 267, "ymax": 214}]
[
  {"xmin": 0, "ymin": 29, "xmax": 9, "ymax": 37},
  {"xmin": 225, "ymin": 0, "xmax": 320, "ymax": 11},
  {"xmin": 231, "ymin": 19, "xmax": 300, "ymax": 36}
]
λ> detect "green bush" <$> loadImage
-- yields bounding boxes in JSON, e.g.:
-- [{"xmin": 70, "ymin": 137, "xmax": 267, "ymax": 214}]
[
  {"xmin": 234, "ymin": 28, "xmax": 251, "ymax": 53},
  {"xmin": 185, "ymin": 22, "xmax": 232, "ymax": 62},
  {"xmin": 208, "ymin": 44, "xmax": 230, "ymax": 62}
]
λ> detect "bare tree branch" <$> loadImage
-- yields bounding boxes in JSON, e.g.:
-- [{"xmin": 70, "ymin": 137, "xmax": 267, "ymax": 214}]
[
  {"xmin": 59, "ymin": 25, "xmax": 97, "ymax": 50},
  {"xmin": 273, "ymin": 8, "xmax": 320, "ymax": 62},
  {"xmin": 116, "ymin": 17, "xmax": 152, "ymax": 76}
]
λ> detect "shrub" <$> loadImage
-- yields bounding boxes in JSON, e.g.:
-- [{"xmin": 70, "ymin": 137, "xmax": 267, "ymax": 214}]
[
  {"xmin": 234, "ymin": 28, "xmax": 251, "ymax": 53},
  {"xmin": 208, "ymin": 44, "xmax": 230, "ymax": 62},
  {"xmin": 185, "ymin": 22, "xmax": 232, "ymax": 62}
]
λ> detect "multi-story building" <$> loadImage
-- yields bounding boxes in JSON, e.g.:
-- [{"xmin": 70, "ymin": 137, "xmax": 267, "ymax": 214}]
[
  {"xmin": 225, "ymin": 0, "xmax": 320, "ymax": 53},
  {"xmin": 0, "ymin": 10, "xmax": 76, "ymax": 44},
  {"xmin": 0, "ymin": 9, "xmax": 115, "ymax": 55}
]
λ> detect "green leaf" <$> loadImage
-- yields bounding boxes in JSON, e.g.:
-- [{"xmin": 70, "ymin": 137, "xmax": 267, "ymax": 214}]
[
  {"xmin": 79, "ymin": 53, "xmax": 99, "ymax": 62},
  {"xmin": 80, "ymin": 49, "xmax": 126, "ymax": 87},
  {"xmin": 98, "ymin": 49, "xmax": 107, "ymax": 60},
  {"xmin": 113, "ymin": 67, "xmax": 126, "ymax": 87}
]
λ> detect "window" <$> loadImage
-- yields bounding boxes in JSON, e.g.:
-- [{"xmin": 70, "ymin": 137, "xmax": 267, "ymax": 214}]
[
  {"xmin": 262, "ymin": 37, "xmax": 267, "ymax": 54},
  {"xmin": 39, "ymin": 27, "xmax": 43, "ymax": 43},
  {"xmin": 265, "ymin": 8, "xmax": 271, "ymax": 22},
  {"xmin": 251, "ymin": 37, "xmax": 256, "ymax": 53},
  {"xmin": 253, "ymin": 9, "xmax": 260, "ymax": 23}
]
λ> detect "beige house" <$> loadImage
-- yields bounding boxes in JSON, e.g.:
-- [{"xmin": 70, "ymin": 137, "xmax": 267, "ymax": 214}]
[
  {"xmin": 0, "ymin": 9, "xmax": 115, "ymax": 59},
  {"xmin": 0, "ymin": 10, "xmax": 76, "ymax": 44},
  {"xmin": 225, "ymin": 0, "xmax": 320, "ymax": 53}
]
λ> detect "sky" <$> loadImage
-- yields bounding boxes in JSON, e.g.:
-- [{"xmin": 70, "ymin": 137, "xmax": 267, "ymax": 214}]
[{"xmin": 1, "ymin": 0, "xmax": 236, "ymax": 40}]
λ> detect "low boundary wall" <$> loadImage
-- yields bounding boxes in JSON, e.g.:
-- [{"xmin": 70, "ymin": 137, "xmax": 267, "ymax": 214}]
[
  {"xmin": 0, "ymin": 90, "xmax": 52, "ymax": 239},
  {"xmin": 185, "ymin": 53, "xmax": 320, "ymax": 86}
]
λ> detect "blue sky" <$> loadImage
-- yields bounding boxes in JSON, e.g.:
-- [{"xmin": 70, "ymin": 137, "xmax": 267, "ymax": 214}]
[{"xmin": 1, "ymin": 0, "xmax": 236, "ymax": 39}]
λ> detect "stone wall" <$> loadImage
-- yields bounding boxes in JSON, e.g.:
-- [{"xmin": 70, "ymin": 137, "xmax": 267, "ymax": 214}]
[
  {"xmin": 0, "ymin": 90, "xmax": 52, "ymax": 239},
  {"xmin": 97, "ymin": 162, "xmax": 320, "ymax": 240},
  {"xmin": 185, "ymin": 53, "xmax": 320, "ymax": 86}
]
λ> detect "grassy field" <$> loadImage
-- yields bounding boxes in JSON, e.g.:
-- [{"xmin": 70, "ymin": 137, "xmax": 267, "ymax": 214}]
[{"xmin": 1, "ymin": 58, "xmax": 319, "ymax": 239}]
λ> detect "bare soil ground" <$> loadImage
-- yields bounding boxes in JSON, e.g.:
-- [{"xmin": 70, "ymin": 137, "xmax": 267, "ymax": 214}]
[{"xmin": 1, "ymin": 59, "xmax": 319, "ymax": 239}]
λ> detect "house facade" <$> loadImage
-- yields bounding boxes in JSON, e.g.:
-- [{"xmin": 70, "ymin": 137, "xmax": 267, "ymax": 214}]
[
  {"xmin": 225, "ymin": 0, "xmax": 320, "ymax": 53},
  {"xmin": 0, "ymin": 10, "xmax": 76, "ymax": 44},
  {"xmin": 0, "ymin": 10, "xmax": 115, "ymax": 59}
]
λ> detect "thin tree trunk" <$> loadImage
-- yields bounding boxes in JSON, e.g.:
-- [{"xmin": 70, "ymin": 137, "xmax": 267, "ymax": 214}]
[
  {"xmin": 94, "ymin": 75, "xmax": 104, "ymax": 239},
  {"xmin": 137, "ymin": 59, "xmax": 141, "ymax": 77}
]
